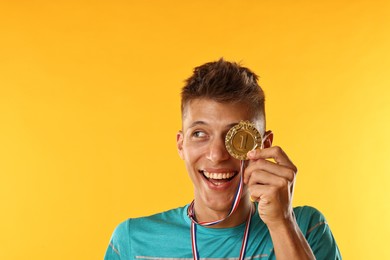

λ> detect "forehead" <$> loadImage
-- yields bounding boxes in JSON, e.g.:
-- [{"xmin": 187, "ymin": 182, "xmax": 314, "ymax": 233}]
[{"xmin": 182, "ymin": 98, "xmax": 257, "ymax": 128}]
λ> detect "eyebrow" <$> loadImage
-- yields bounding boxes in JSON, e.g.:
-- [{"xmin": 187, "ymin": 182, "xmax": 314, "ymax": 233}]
[
  {"xmin": 187, "ymin": 120, "xmax": 239, "ymax": 129},
  {"xmin": 188, "ymin": 121, "xmax": 207, "ymax": 129}
]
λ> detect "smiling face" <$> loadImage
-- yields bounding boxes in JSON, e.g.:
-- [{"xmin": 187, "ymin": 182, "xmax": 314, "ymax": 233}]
[{"xmin": 177, "ymin": 98, "xmax": 264, "ymax": 217}]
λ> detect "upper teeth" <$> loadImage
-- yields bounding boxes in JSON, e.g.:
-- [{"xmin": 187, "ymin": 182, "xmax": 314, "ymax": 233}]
[{"xmin": 203, "ymin": 171, "xmax": 236, "ymax": 180}]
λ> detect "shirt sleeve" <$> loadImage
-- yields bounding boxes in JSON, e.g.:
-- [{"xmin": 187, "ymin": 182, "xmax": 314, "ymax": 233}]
[
  {"xmin": 296, "ymin": 206, "xmax": 342, "ymax": 260},
  {"xmin": 104, "ymin": 219, "xmax": 131, "ymax": 260}
]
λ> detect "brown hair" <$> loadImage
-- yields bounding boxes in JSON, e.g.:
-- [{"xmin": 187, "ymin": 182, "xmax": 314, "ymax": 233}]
[{"xmin": 181, "ymin": 58, "xmax": 266, "ymax": 128}]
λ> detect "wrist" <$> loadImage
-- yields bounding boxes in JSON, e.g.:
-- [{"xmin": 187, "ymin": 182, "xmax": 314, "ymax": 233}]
[
  {"xmin": 266, "ymin": 211, "xmax": 296, "ymax": 232},
  {"xmin": 266, "ymin": 212, "xmax": 315, "ymax": 260}
]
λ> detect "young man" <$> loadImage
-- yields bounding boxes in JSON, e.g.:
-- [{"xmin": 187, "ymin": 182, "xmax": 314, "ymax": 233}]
[{"xmin": 105, "ymin": 59, "xmax": 341, "ymax": 260}]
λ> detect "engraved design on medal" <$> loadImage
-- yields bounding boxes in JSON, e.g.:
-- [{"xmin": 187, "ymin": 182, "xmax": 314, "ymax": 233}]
[{"xmin": 225, "ymin": 121, "xmax": 262, "ymax": 160}]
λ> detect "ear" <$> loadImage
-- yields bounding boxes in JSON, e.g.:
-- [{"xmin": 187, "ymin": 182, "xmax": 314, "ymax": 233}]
[
  {"xmin": 176, "ymin": 131, "xmax": 184, "ymax": 159},
  {"xmin": 263, "ymin": 130, "xmax": 273, "ymax": 148}
]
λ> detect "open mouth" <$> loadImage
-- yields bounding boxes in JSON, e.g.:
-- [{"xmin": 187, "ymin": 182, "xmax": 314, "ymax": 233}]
[{"xmin": 199, "ymin": 170, "xmax": 239, "ymax": 186}]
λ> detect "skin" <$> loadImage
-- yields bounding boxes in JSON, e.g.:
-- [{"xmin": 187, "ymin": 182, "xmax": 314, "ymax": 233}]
[
  {"xmin": 177, "ymin": 98, "xmax": 315, "ymax": 259},
  {"xmin": 177, "ymin": 99, "xmax": 255, "ymax": 227}
]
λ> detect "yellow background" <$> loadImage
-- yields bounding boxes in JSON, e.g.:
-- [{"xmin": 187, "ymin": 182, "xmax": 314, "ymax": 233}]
[{"xmin": 1, "ymin": 1, "xmax": 389, "ymax": 259}]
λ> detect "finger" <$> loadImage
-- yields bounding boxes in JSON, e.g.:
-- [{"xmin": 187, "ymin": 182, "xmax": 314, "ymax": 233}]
[
  {"xmin": 247, "ymin": 169, "xmax": 290, "ymax": 188},
  {"xmin": 247, "ymin": 183, "xmax": 275, "ymax": 204},
  {"xmin": 247, "ymin": 146, "xmax": 297, "ymax": 172},
  {"xmin": 244, "ymin": 159, "xmax": 296, "ymax": 183}
]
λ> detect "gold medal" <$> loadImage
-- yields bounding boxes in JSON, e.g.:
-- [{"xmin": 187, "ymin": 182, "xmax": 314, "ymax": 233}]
[{"xmin": 225, "ymin": 120, "xmax": 262, "ymax": 160}]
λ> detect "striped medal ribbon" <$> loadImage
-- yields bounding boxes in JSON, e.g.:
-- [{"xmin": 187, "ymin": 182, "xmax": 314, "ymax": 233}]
[{"xmin": 187, "ymin": 160, "xmax": 253, "ymax": 260}]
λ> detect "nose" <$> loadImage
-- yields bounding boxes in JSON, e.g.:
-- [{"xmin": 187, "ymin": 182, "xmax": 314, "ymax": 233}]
[{"xmin": 206, "ymin": 137, "xmax": 230, "ymax": 163}]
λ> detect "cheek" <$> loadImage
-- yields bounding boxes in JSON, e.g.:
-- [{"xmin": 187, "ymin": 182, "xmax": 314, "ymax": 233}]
[
  {"xmin": 183, "ymin": 147, "xmax": 201, "ymax": 164},
  {"xmin": 182, "ymin": 142, "xmax": 207, "ymax": 164}
]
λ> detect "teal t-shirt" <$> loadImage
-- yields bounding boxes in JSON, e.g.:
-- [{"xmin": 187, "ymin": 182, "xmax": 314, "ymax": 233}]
[{"xmin": 105, "ymin": 205, "xmax": 341, "ymax": 259}]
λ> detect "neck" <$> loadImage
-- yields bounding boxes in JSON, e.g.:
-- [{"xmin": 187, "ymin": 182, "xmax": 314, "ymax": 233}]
[{"xmin": 192, "ymin": 196, "xmax": 253, "ymax": 228}]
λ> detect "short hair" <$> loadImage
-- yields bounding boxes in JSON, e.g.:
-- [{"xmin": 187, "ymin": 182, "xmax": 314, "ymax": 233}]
[{"xmin": 181, "ymin": 58, "xmax": 266, "ymax": 131}]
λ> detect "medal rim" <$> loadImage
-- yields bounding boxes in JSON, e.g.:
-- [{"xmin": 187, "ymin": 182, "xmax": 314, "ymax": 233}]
[{"xmin": 225, "ymin": 120, "xmax": 262, "ymax": 160}]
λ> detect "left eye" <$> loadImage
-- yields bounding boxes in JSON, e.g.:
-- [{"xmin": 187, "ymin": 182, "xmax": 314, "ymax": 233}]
[{"xmin": 193, "ymin": 131, "xmax": 206, "ymax": 138}]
